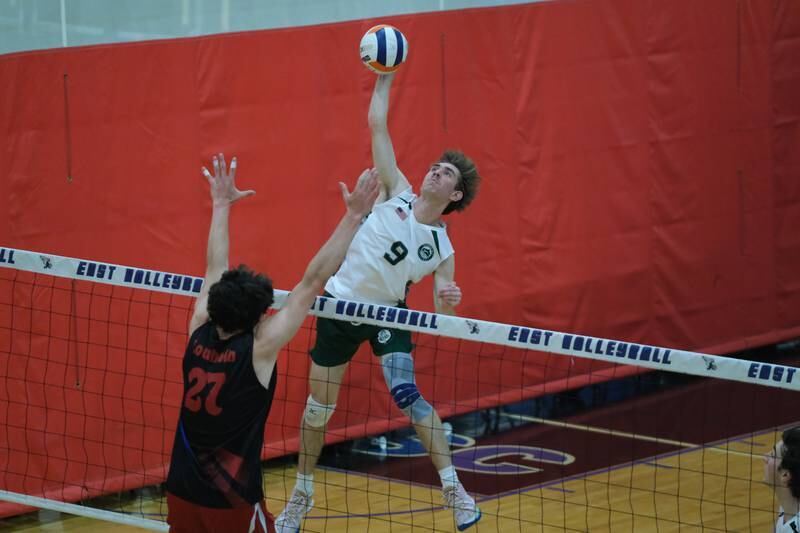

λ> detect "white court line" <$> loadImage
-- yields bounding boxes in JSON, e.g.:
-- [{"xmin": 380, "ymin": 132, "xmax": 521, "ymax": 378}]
[{"xmin": 501, "ymin": 412, "xmax": 761, "ymax": 459}]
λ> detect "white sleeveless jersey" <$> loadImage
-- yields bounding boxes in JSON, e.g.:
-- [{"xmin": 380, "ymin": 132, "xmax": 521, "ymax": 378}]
[
  {"xmin": 326, "ymin": 188, "xmax": 454, "ymax": 305},
  {"xmin": 776, "ymin": 508, "xmax": 800, "ymax": 532}
]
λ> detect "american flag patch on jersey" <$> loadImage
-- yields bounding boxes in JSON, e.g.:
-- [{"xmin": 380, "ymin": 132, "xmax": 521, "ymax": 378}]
[{"xmin": 395, "ymin": 206, "xmax": 407, "ymax": 220}]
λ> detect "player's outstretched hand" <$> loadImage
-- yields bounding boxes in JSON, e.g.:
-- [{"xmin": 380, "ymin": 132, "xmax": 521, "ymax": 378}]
[
  {"xmin": 202, "ymin": 153, "xmax": 255, "ymax": 207},
  {"xmin": 340, "ymin": 168, "xmax": 380, "ymax": 219}
]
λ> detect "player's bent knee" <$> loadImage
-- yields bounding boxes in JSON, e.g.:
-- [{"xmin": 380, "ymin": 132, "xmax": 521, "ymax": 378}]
[
  {"xmin": 382, "ymin": 352, "xmax": 433, "ymax": 423},
  {"xmin": 303, "ymin": 395, "xmax": 336, "ymax": 428},
  {"xmin": 390, "ymin": 382, "xmax": 433, "ymax": 423},
  {"xmin": 407, "ymin": 396, "xmax": 433, "ymax": 423}
]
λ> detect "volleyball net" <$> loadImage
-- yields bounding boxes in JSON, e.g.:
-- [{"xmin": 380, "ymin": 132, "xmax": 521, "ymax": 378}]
[{"xmin": 0, "ymin": 245, "xmax": 797, "ymax": 531}]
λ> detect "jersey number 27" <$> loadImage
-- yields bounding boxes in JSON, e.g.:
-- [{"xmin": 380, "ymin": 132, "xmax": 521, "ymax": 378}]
[{"xmin": 184, "ymin": 368, "xmax": 225, "ymax": 416}]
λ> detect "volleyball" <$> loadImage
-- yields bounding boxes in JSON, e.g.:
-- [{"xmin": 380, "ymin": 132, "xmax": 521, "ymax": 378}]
[{"xmin": 359, "ymin": 25, "xmax": 409, "ymax": 74}]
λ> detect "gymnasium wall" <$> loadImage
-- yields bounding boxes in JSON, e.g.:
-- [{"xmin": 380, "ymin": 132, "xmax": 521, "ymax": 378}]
[{"xmin": 1, "ymin": 0, "xmax": 799, "ymax": 513}]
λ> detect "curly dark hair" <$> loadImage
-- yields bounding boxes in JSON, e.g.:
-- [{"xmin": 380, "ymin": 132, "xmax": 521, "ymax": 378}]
[
  {"xmin": 207, "ymin": 265, "xmax": 274, "ymax": 333},
  {"xmin": 781, "ymin": 426, "xmax": 800, "ymax": 498},
  {"xmin": 439, "ymin": 150, "xmax": 481, "ymax": 215}
]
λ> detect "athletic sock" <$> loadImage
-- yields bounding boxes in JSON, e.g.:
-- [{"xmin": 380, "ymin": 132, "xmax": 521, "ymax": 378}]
[
  {"xmin": 295, "ymin": 472, "xmax": 314, "ymax": 496},
  {"xmin": 438, "ymin": 465, "xmax": 459, "ymax": 489}
]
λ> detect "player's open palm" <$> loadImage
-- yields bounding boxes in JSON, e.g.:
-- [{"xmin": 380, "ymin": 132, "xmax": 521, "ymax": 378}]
[
  {"xmin": 202, "ymin": 152, "xmax": 255, "ymax": 206},
  {"xmin": 341, "ymin": 168, "xmax": 380, "ymax": 218}
]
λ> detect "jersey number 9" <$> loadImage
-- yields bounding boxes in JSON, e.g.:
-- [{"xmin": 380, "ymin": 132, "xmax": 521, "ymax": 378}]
[{"xmin": 383, "ymin": 241, "xmax": 408, "ymax": 266}]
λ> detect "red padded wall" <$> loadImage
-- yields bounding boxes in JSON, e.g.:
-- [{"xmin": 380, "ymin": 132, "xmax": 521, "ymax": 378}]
[{"xmin": 1, "ymin": 0, "xmax": 799, "ymax": 513}]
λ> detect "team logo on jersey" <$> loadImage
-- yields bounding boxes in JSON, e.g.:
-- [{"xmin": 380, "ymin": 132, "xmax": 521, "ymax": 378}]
[
  {"xmin": 418, "ymin": 244, "xmax": 434, "ymax": 261},
  {"xmin": 377, "ymin": 329, "xmax": 392, "ymax": 344}
]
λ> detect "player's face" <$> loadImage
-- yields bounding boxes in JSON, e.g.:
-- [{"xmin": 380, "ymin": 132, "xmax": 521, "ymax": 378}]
[
  {"xmin": 422, "ymin": 162, "xmax": 463, "ymax": 203},
  {"xmin": 763, "ymin": 440, "xmax": 785, "ymax": 487}
]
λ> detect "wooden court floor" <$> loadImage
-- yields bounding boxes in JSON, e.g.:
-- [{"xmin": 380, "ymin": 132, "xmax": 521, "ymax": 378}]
[{"xmin": 0, "ymin": 428, "xmax": 782, "ymax": 532}]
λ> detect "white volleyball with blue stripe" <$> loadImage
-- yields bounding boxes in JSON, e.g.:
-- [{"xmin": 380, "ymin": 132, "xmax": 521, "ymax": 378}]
[{"xmin": 360, "ymin": 25, "xmax": 409, "ymax": 74}]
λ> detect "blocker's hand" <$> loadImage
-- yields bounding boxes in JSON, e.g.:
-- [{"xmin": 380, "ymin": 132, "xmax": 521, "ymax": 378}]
[
  {"xmin": 341, "ymin": 168, "xmax": 380, "ymax": 219},
  {"xmin": 202, "ymin": 153, "xmax": 255, "ymax": 207}
]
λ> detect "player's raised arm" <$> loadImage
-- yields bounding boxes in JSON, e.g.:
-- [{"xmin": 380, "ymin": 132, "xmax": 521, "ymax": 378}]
[
  {"xmin": 254, "ymin": 170, "xmax": 379, "ymax": 357},
  {"xmin": 190, "ymin": 153, "xmax": 255, "ymax": 335},
  {"xmin": 368, "ymin": 74, "xmax": 411, "ymax": 200}
]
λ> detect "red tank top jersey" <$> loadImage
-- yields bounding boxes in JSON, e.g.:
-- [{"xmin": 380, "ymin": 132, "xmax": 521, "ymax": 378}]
[{"xmin": 166, "ymin": 322, "xmax": 276, "ymax": 508}]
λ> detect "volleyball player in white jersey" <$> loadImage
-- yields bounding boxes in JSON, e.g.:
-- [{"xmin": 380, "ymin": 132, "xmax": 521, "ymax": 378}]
[
  {"xmin": 276, "ymin": 73, "xmax": 482, "ymax": 532},
  {"xmin": 765, "ymin": 427, "xmax": 800, "ymax": 532}
]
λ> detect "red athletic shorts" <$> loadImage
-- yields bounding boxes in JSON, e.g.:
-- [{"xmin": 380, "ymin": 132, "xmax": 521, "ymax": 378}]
[{"xmin": 166, "ymin": 492, "xmax": 275, "ymax": 533}]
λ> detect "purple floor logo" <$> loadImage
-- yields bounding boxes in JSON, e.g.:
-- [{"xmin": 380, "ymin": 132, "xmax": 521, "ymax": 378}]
[
  {"xmin": 356, "ymin": 434, "xmax": 574, "ymax": 476},
  {"xmin": 452, "ymin": 445, "xmax": 574, "ymax": 475},
  {"xmin": 357, "ymin": 433, "xmax": 476, "ymax": 458}
]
